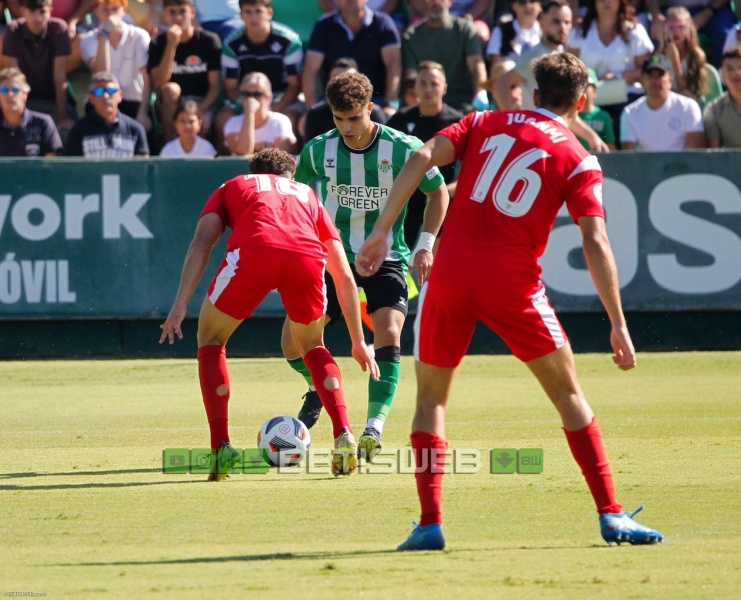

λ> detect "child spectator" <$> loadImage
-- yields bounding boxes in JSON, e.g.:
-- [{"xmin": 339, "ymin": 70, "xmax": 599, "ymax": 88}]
[
  {"xmin": 159, "ymin": 98, "xmax": 217, "ymax": 156},
  {"xmin": 578, "ymin": 67, "xmax": 616, "ymax": 150}
]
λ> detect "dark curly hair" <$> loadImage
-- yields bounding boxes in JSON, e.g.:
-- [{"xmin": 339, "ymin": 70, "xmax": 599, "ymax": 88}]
[
  {"xmin": 326, "ymin": 71, "xmax": 373, "ymax": 113},
  {"xmin": 249, "ymin": 148, "xmax": 296, "ymax": 177}
]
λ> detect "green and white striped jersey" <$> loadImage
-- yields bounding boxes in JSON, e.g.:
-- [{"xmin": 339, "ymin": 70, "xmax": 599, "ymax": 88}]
[{"xmin": 295, "ymin": 124, "xmax": 445, "ymax": 264}]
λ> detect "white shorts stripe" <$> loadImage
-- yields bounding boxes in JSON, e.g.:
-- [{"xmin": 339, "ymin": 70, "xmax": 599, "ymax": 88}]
[
  {"xmin": 413, "ymin": 282, "xmax": 428, "ymax": 360},
  {"xmin": 209, "ymin": 248, "xmax": 240, "ymax": 304},
  {"xmin": 530, "ymin": 286, "xmax": 566, "ymax": 349}
]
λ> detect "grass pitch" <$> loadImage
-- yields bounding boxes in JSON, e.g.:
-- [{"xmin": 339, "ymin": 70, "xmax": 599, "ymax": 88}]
[{"xmin": 1, "ymin": 352, "xmax": 740, "ymax": 599}]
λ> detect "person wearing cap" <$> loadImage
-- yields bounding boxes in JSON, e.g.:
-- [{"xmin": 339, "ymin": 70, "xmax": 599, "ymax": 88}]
[
  {"xmin": 0, "ymin": 66, "xmax": 63, "ymax": 156},
  {"xmin": 620, "ymin": 54, "xmax": 705, "ymax": 151},
  {"xmin": 64, "ymin": 70, "xmax": 149, "ymax": 156},
  {"xmin": 1, "ymin": 0, "xmax": 78, "ymax": 136},
  {"xmin": 577, "ymin": 67, "xmax": 616, "ymax": 151}
]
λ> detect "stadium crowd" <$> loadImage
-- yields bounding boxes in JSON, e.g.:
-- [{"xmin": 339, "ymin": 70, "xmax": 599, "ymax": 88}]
[{"xmin": 0, "ymin": 0, "xmax": 739, "ymax": 160}]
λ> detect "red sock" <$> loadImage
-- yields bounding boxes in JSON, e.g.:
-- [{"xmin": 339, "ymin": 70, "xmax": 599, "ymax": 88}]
[
  {"xmin": 303, "ymin": 346, "xmax": 350, "ymax": 438},
  {"xmin": 411, "ymin": 430, "xmax": 448, "ymax": 526},
  {"xmin": 564, "ymin": 417, "xmax": 622, "ymax": 514},
  {"xmin": 197, "ymin": 345, "xmax": 230, "ymax": 450}
]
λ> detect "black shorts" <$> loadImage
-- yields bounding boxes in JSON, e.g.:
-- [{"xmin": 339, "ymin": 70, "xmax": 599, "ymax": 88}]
[{"xmin": 325, "ymin": 260, "xmax": 408, "ymax": 325}]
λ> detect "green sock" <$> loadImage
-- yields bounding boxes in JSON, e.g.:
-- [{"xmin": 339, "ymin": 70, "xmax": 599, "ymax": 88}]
[
  {"xmin": 287, "ymin": 357, "xmax": 314, "ymax": 388},
  {"xmin": 367, "ymin": 359, "xmax": 401, "ymax": 423}
]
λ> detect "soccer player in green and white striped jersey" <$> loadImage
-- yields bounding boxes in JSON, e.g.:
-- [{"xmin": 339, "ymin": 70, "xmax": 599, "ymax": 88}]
[{"xmin": 283, "ymin": 71, "xmax": 449, "ymax": 462}]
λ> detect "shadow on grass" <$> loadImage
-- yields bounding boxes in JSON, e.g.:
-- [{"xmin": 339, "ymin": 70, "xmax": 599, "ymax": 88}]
[
  {"xmin": 0, "ymin": 468, "xmax": 162, "ymax": 479},
  {"xmin": 0, "ymin": 479, "xmax": 199, "ymax": 491}
]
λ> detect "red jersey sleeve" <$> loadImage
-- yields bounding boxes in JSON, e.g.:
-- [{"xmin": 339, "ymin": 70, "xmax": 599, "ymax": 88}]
[
  {"xmin": 563, "ymin": 154, "xmax": 605, "ymax": 223},
  {"xmin": 438, "ymin": 111, "xmax": 480, "ymax": 161},
  {"xmin": 200, "ymin": 183, "xmax": 228, "ymax": 233}
]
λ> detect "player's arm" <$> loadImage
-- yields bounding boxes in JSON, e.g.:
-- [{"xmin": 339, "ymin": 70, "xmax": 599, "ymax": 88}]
[
  {"xmin": 159, "ymin": 212, "xmax": 223, "ymax": 344},
  {"xmin": 571, "ymin": 116, "xmax": 609, "ymax": 153},
  {"xmin": 578, "ymin": 215, "xmax": 635, "ymax": 370},
  {"xmin": 325, "ymin": 238, "xmax": 380, "ymax": 380},
  {"xmin": 413, "ymin": 183, "xmax": 449, "ymax": 284},
  {"xmin": 356, "ymin": 134, "xmax": 456, "ymax": 276}
]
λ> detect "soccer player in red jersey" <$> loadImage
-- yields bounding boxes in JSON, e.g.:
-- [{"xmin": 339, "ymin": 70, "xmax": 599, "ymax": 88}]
[
  {"xmin": 357, "ymin": 53, "xmax": 663, "ymax": 549},
  {"xmin": 160, "ymin": 148, "xmax": 379, "ymax": 479}
]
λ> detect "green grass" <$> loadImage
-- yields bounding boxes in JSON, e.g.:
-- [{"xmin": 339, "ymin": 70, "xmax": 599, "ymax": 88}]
[{"xmin": 1, "ymin": 352, "xmax": 740, "ymax": 599}]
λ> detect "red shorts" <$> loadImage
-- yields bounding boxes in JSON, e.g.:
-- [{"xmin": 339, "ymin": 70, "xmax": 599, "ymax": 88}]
[
  {"xmin": 208, "ymin": 247, "xmax": 327, "ymax": 324},
  {"xmin": 414, "ymin": 278, "xmax": 568, "ymax": 367}
]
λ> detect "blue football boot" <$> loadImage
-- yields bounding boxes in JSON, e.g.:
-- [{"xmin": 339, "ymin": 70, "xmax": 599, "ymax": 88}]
[{"xmin": 600, "ymin": 506, "xmax": 664, "ymax": 545}]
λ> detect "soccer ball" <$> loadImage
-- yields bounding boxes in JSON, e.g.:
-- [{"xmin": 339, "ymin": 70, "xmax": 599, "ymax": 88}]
[{"xmin": 257, "ymin": 415, "xmax": 311, "ymax": 467}]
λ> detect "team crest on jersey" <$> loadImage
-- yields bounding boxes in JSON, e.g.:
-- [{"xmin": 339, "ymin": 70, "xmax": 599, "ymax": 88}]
[
  {"xmin": 271, "ymin": 41, "xmax": 282, "ymax": 53},
  {"xmin": 325, "ymin": 157, "xmax": 335, "ymax": 168},
  {"xmin": 378, "ymin": 159, "xmax": 392, "ymax": 173}
]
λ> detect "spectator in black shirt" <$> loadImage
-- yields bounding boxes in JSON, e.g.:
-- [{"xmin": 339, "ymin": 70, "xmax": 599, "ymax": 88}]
[
  {"xmin": 147, "ymin": 0, "xmax": 221, "ymax": 142},
  {"xmin": 386, "ymin": 60, "xmax": 463, "ymax": 249}
]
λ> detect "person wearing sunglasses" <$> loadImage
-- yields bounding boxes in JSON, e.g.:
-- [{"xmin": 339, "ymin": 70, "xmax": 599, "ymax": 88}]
[
  {"xmin": 0, "ymin": 66, "xmax": 63, "ymax": 156},
  {"xmin": 64, "ymin": 70, "xmax": 149, "ymax": 156},
  {"xmin": 222, "ymin": 70, "xmax": 296, "ymax": 156}
]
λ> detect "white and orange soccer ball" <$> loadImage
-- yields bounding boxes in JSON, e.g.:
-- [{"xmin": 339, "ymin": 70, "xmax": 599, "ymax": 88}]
[{"xmin": 257, "ymin": 415, "xmax": 311, "ymax": 467}]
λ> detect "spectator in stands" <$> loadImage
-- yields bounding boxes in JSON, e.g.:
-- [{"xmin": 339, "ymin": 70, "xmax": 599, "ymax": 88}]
[
  {"xmin": 620, "ymin": 53, "xmax": 704, "ymax": 150},
  {"xmin": 0, "ymin": 66, "xmax": 62, "ymax": 155},
  {"xmin": 193, "ymin": 0, "xmax": 242, "ymax": 42},
  {"xmin": 449, "ymin": 0, "xmax": 494, "ymax": 42},
  {"xmin": 578, "ymin": 67, "xmax": 617, "ymax": 150},
  {"xmin": 302, "ymin": 0, "xmax": 401, "ymax": 116},
  {"xmin": 645, "ymin": 0, "xmax": 735, "ymax": 67},
  {"xmin": 320, "ymin": 0, "xmax": 407, "ymax": 30},
  {"xmin": 403, "ymin": 0, "xmax": 487, "ymax": 113},
  {"xmin": 159, "ymin": 98, "xmax": 217, "ymax": 155},
  {"xmin": 703, "ymin": 48, "xmax": 741, "ymax": 148},
  {"xmin": 222, "ymin": 71, "xmax": 295, "ymax": 156},
  {"xmin": 477, "ymin": 58, "xmax": 523, "ymax": 109},
  {"xmin": 655, "ymin": 6, "xmax": 707, "ymax": 102},
  {"xmin": 80, "ymin": 0, "xmax": 151, "ymax": 130},
  {"xmin": 64, "ymin": 70, "xmax": 149, "ymax": 155},
  {"xmin": 486, "ymin": 0, "xmax": 541, "ymax": 68},
  {"xmin": 302, "ymin": 56, "xmax": 386, "ymax": 143},
  {"xmin": 215, "ymin": 0, "xmax": 303, "ymax": 153},
  {"xmin": 386, "ymin": 61, "xmax": 463, "ymax": 250},
  {"xmin": 494, "ymin": 0, "xmax": 609, "ymax": 151},
  {"xmin": 566, "ymin": 0, "xmax": 653, "ymax": 146},
  {"xmin": 147, "ymin": 0, "xmax": 221, "ymax": 142},
  {"xmin": 2, "ymin": 0, "xmax": 78, "ymax": 136}
]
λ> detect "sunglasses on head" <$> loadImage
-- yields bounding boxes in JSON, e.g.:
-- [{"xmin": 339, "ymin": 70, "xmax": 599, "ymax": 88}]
[
  {"xmin": 0, "ymin": 85, "xmax": 23, "ymax": 95},
  {"xmin": 91, "ymin": 86, "xmax": 119, "ymax": 97},
  {"xmin": 240, "ymin": 90, "xmax": 265, "ymax": 99}
]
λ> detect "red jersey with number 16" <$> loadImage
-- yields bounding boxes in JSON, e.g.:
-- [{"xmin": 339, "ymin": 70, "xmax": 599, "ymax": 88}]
[
  {"xmin": 433, "ymin": 109, "xmax": 605, "ymax": 294},
  {"xmin": 201, "ymin": 173, "xmax": 340, "ymax": 258}
]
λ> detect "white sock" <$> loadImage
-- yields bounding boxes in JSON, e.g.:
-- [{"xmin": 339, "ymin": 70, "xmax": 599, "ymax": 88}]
[{"xmin": 366, "ymin": 418, "xmax": 384, "ymax": 433}]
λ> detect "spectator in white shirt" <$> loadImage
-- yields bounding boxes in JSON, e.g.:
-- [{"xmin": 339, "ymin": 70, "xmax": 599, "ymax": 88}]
[{"xmin": 159, "ymin": 99, "xmax": 217, "ymax": 157}]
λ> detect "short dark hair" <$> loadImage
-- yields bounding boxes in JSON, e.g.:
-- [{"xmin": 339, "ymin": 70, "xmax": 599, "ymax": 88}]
[
  {"xmin": 240, "ymin": 0, "xmax": 272, "ymax": 8},
  {"xmin": 23, "ymin": 0, "xmax": 52, "ymax": 9},
  {"xmin": 540, "ymin": 0, "xmax": 569, "ymax": 15},
  {"xmin": 163, "ymin": 0, "xmax": 194, "ymax": 7},
  {"xmin": 532, "ymin": 52, "xmax": 588, "ymax": 109},
  {"xmin": 326, "ymin": 72, "xmax": 373, "ymax": 113},
  {"xmin": 249, "ymin": 148, "xmax": 296, "ymax": 177},
  {"xmin": 173, "ymin": 99, "xmax": 201, "ymax": 121}
]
